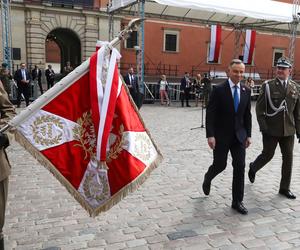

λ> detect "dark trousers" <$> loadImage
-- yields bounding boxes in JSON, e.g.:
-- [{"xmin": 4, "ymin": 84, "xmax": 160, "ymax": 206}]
[
  {"xmin": 205, "ymin": 136, "xmax": 246, "ymax": 202},
  {"xmin": 47, "ymin": 80, "xmax": 54, "ymax": 90},
  {"xmin": 37, "ymin": 80, "xmax": 43, "ymax": 94},
  {"xmin": 0, "ymin": 178, "xmax": 8, "ymax": 240},
  {"xmin": 17, "ymin": 84, "xmax": 30, "ymax": 106},
  {"xmin": 251, "ymin": 134, "xmax": 294, "ymax": 190},
  {"xmin": 129, "ymin": 89, "xmax": 140, "ymax": 108},
  {"xmin": 181, "ymin": 89, "xmax": 190, "ymax": 107}
]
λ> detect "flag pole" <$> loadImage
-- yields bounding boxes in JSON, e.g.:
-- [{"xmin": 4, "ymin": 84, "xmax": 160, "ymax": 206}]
[{"xmin": 0, "ymin": 18, "xmax": 144, "ymax": 133}]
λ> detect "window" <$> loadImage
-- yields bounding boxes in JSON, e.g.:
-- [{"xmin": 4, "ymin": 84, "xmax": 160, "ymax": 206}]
[
  {"xmin": 125, "ymin": 31, "xmax": 138, "ymax": 49},
  {"xmin": 163, "ymin": 30, "xmax": 179, "ymax": 52},
  {"xmin": 12, "ymin": 48, "xmax": 21, "ymax": 60},
  {"xmin": 273, "ymin": 49, "xmax": 285, "ymax": 67}
]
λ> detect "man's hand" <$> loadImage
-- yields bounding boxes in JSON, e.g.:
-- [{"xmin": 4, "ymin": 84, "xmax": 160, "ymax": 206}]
[
  {"xmin": 245, "ymin": 137, "xmax": 251, "ymax": 148},
  {"xmin": 0, "ymin": 133, "xmax": 9, "ymax": 148},
  {"xmin": 207, "ymin": 137, "xmax": 216, "ymax": 150}
]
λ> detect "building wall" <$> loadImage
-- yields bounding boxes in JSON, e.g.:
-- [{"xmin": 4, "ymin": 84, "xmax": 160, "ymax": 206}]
[
  {"xmin": 120, "ymin": 18, "xmax": 299, "ymax": 80},
  {"xmin": 10, "ymin": 7, "xmax": 27, "ymax": 65},
  {"xmin": 7, "ymin": 1, "xmax": 121, "ymax": 71}
]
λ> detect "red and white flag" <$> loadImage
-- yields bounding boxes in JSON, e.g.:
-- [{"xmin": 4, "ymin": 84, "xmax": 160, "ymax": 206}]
[
  {"xmin": 208, "ymin": 24, "xmax": 222, "ymax": 63},
  {"xmin": 14, "ymin": 44, "xmax": 162, "ymax": 217},
  {"xmin": 243, "ymin": 29, "xmax": 256, "ymax": 64}
]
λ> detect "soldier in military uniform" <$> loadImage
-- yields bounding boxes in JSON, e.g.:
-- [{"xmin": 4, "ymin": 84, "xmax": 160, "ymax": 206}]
[
  {"xmin": 0, "ymin": 80, "xmax": 15, "ymax": 250},
  {"xmin": 0, "ymin": 63, "xmax": 12, "ymax": 96},
  {"xmin": 248, "ymin": 57, "xmax": 300, "ymax": 199}
]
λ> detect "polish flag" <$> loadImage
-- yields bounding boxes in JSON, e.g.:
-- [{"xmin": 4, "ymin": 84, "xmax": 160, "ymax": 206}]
[
  {"xmin": 243, "ymin": 29, "xmax": 256, "ymax": 64},
  {"xmin": 14, "ymin": 44, "xmax": 162, "ymax": 217},
  {"xmin": 208, "ymin": 24, "xmax": 222, "ymax": 63}
]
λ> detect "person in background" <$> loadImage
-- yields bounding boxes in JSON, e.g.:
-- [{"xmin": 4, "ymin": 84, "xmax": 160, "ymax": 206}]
[
  {"xmin": 14, "ymin": 63, "xmax": 31, "ymax": 107},
  {"xmin": 124, "ymin": 67, "xmax": 139, "ymax": 108},
  {"xmin": 245, "ymin": 77, "xmax": 255, "ymax": 89},
  {"xmin": 0, "ymin": 63, "xmax": 12, "ymax": 96},
  {"xmin": 180, "ymin": 72, "xmax": 191, "ymax": 107},
  {"xmin": 158, "ymin": 74, "xmax": 170, "ymax": 106},
  {"xmin": 249, "ymin": 57, "xmax": 300, "ymax": 199},
  {"xmin": 202, "ymin": 73, "xmax": 212, "ymax": 108},
  {"xmin": 193, "ymin": 73, "xmax": 202, "ymax": 107},
  {"xmin": 63, "ymin": 61, "xmax": 73, "ymax": 76},
  {"xmin": 31, "ymin": 65, "xmax": 43, "ymax": 95},
  {"xmin": 0, "ymin": 79, "xmax": 16, "ymax": 250},
  {"xmin": 45, "ymin": 65, "xmax": 55, "ymax": 90}
]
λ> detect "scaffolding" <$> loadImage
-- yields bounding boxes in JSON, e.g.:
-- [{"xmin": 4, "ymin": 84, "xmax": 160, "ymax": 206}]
[
  {"xmin": 288, "ymin": 0, "xmax": 300, "ymax": 66},
  {"xmin": 1, "ymin": 0, "xmax": 12, "ymax": 69}
]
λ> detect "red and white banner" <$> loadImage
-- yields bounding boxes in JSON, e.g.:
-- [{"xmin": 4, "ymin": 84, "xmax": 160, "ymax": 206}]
[
  {"xmin": 208, "ymin": 24, "xmax": 222, "ymax": 62},
  {"xmin": 243, "ymin": 29, "xmax": 256, "ymax": 64},
  {"xmin": 15, "ymin": 44, "xmax": 162, "ymax": 217}
]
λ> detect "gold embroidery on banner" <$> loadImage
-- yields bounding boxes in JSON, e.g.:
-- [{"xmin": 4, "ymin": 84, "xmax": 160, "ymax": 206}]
[
  {"xmin": 31, "ymin": 115, "xmax": 63, "ymax": 146},
  {"xmin": 134, "ymin": 133, "xmax": 151, "ymax": 162},
  {"xmin": 82, "ymin": 171, "xmax": 110, "ymax": 204},
  {"xmin": 107, "ymin": 124, "xmax": 124, "ymax": 163},
  {"xmin": 73, "ymin": 111, "xmax": 96, "ymax": 160}
]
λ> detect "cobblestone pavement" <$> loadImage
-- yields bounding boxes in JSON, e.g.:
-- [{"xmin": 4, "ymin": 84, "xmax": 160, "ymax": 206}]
[{"xmin": 3, "ymin": 102, "xmax": 300, "ymax": 250}]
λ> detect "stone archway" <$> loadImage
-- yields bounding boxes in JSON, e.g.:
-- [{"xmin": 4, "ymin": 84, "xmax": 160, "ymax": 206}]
[{"xmin": 46, "ymin": 28, "xmax": 81, "ymax": 73}]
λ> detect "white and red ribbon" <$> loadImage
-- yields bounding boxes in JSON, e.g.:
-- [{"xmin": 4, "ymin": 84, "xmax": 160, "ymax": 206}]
[
  {"xmin": 243, "ymin": 29, "xmax": 256, "ymax": 64},
  {"xmin": 90, "ymin": 44, "xmax": 122, "ymax": 163},
  {"xmin": 208, "ymin": 24, "xmax": 222, "ymax": 62}
]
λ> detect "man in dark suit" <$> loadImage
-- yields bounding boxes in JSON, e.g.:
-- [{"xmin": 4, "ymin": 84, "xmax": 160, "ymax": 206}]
[
  {"xmin": 45, "ymin": 64, "xmax": 55, "ymax": 90},
  {"xmin": 249, "ymin": 57, "xmax": 300, "ymax": 199},
  {"xmin": 180, "ymin": 72, "xmax": 191, "ymax": 107},
  {"xmin": 203, "ymin": 59, "xmax": 252, "ymax": 215},
  {"xmin": 14, "ymin": 62, "xmax": 31, "ymax": 107},
  {"xmin": 31, "ymin": 65, "xmax": 43, "ymax": 94},
  {"xmin": 124, "ymin": 67, "xmax": 139, "ymax": 108}
]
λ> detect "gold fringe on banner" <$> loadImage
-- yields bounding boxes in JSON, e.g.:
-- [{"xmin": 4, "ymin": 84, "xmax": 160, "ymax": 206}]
[{"xmin": 14, "ymin": 113, "xmax": 163, "ymax": 217}]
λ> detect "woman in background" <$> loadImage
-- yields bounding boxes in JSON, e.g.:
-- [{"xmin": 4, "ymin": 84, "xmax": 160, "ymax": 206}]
[{"xmin": 158, "ymin": 74, "xmax": 170, "ymax": 106}]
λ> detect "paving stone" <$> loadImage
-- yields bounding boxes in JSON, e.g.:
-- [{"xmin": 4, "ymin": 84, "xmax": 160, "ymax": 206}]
[
  {"xmin": 167, "ymin": 230, "xmax": 198, "ymax": 240},
  {"xmin": 241, "ymin": 239, "xmax": 266, "ymax": 248},
  {"xmin": 126, "ymin": 238, "xmax": 147, "ymax": 248},
  {"xmin": 3, "ymin": 104, "xmax": 300, "ymax": 249}
]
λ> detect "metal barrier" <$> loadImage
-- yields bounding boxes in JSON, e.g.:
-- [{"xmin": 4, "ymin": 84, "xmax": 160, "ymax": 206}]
[
  {"xmin": 143, "ymin": 82, "xmax": 182, "ymax": 102},
  {"xmin": 143, "ymin": 82, "xmax": 202, "ymax": 102},
  {"xmin": 8, "ymin": 80, "xmax": 42, "ymax": 104}
]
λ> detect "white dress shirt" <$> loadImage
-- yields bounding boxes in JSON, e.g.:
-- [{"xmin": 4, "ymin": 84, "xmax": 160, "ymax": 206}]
[{"xmin": 228, "ymin": 78, "xmax": 240, "ymax": 100}]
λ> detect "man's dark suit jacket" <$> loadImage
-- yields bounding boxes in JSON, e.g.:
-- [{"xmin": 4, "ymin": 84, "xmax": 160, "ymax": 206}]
[
  {"xmin": 14, "ymin": 69, "xmax": 31, "ymax": 86},
  {"xmin": 31, "ymin": 68, "xmax": 42, "ymax": 82},
  {"xmin": 206, "ymin": 80, "xmax": 252, "ymax": 144},
  {"xmin": 180, "ymin": 77, "xmax": 191, "ymax": 91},
  {"xmin": 124, "ymin": 73, "xmax": 138, "ymax": 93}
]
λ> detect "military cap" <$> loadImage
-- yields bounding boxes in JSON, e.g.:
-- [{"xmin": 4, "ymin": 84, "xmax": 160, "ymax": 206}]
[{"xmin": 276, "ymin": 57, "xmax": 292, "ymax": 68}]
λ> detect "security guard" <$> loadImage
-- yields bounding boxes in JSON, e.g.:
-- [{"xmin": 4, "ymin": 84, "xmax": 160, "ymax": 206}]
[
  {"xmin": 0, "ymin": 80, "xmax": 15, "ymax": 250},
  {"xmin": 248, "ymin": 57, "xmax": 300, "ymax": 199}
]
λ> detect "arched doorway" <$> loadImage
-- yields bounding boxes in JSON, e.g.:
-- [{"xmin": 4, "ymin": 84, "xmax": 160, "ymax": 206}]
[{"xmin": 45, "ymin": 28, "xmax": 81, "ymax": 73}]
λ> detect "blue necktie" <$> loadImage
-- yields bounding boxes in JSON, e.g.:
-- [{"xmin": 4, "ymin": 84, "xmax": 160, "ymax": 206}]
[{"xmin": 233, "ymin": 85, "xmax": 239, "ymax": 112}]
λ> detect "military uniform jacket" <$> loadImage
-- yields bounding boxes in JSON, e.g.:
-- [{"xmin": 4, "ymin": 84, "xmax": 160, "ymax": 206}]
[
  {"xmin": 0, "ymin": 81, "xmax": 15, "ymax": 182},
  {"xmin": 256, "ymin": 78, "xmax": 300, "ymax": 137}
]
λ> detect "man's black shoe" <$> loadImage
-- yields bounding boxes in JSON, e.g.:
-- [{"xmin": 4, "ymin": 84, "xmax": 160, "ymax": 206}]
[
  {"xmin": 231, "ymin": 201, "xmax": 248, "ymax": 215},
  {"xmin": 187, "ymin": 105, "xmax": 191, "ymax": 107},
  {"xmin": 248, "ymin": 163, "xmax": 256, "ymax": 183},
  {"xmin": 202, "ymin": 176, "xmax": 211, "ymax": 196},
  {"xmin": 279, "ymin": 189, "xmax": 296, "ymax": 199}
]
